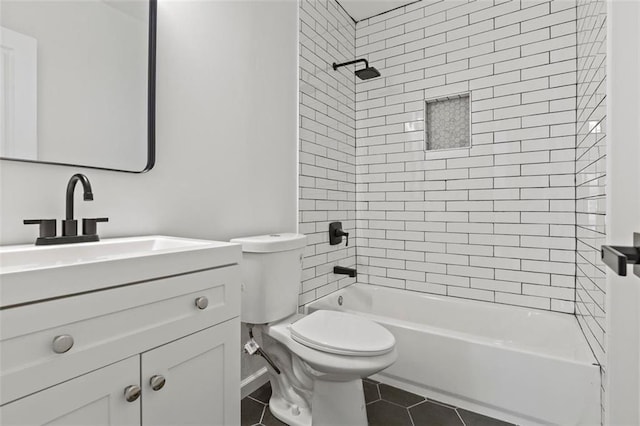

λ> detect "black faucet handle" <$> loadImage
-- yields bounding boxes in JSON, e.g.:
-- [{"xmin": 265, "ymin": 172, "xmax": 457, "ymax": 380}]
[
  {"xmin": 329, "ymin": 222, "xmax": 350, "ymax": 246},
  {"xmin": 24, "ymin": 219, "xmax": 57, "ymax": 238},
  {"xmin": 82, "ymin": 217, "xmax": 109, "ymax": 236},
  {"xmin": 338, "ymin": 230, "xmax": 350, "ymax": 246}
]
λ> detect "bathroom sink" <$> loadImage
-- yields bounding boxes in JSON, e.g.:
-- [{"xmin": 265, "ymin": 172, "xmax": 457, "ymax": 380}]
[
  {"xmin": 0, "ymin": 236, "xmax": 241, "ymax": 308},
  {"xmin": 1, "ymin": 236, "xmax": 224, "ymax": 271}
]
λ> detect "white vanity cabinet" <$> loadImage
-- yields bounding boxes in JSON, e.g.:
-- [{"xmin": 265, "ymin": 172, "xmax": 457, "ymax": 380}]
[
  {"xmin": 0, "ymin": 240, "xmax": 241, "ymax": 426},
  {"xmin": 141, "ymin": 320, "xmax": 239, "ymax": 425},
  {"xmin": 1, "ymin": 356, "xmax": 141, "ymax": 425},
  {"xmin": 2, "ymin": 321, "xmax": 239, "ymax": 426}
]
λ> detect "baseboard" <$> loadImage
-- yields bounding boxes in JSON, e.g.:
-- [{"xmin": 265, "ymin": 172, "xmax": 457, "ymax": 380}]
[{"xmin": 241, "ymin": 367, "xmax": 269, "ymax": 399}]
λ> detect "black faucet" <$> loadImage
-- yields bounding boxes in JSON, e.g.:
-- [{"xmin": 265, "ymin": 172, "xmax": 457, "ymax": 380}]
[
  {"xmin": 24, "ymin": 173, "xmax": 108, "ymax": 245},
  {"xmin": 64, "ymin": 173, "xmax": 94, "ymax": 236},
  {"xmin": 334, "ymin": 266, "xmax": 357, "ymax": 278}
]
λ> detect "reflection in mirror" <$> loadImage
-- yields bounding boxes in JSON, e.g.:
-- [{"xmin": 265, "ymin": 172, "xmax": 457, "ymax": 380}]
[{"xmin": 0, "ymin": 0, "xmax": 155, "ymax": 172}]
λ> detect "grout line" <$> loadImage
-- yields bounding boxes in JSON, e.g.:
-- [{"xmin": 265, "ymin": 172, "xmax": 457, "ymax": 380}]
[
  {"xmin": 408, "ymin": 406, "xmax": 417, "ymax": 426},
  {"xmin": 247, "ymin": 396, "xmax": 268, "ymax": 405},
  {"xmin": 425, "ymin": 398, "xmax": 458, "ymax": 410},
  {"xmin": 405, "ymin": 399, "xmax": 427, "ymax": 410},
  {"xmin": 380, "ymin": 398, "xmax": 424, "ymax": 410},
  {"xmin": 455, "ymin": 408, "xmax": 468, "ymax": 426}
]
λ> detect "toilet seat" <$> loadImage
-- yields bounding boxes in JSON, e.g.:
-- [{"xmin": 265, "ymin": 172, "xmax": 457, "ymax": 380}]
[
  {"xmin": 263, "ymin": 313, "xmax": 398, "ymax": 378},
  {"xmin": 289, "ymin": 310, "xmax": 395, "ymax": 356}
]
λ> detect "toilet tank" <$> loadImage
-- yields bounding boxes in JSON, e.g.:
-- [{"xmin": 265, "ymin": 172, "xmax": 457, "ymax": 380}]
[{"xmin": 230, "ymin": 233, "xmax": 307, "ymax": 324}]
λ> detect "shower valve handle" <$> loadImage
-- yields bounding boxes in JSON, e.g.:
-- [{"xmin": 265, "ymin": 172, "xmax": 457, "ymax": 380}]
[
  {"xmin": 329, "ymin": 222, "xmax": 349, "ymax": 246},
  {"xmin": 336, "ymin": 229, "xmax": 349, "ymax": 246}
]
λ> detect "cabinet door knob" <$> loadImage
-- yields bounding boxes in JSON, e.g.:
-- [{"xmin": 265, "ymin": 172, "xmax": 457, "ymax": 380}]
[
  {"xmin": 149, "ymin": 375, "xmax": 166, "ymax": 391},
  {"xmin": 52, "ymin": 335, "xmax": 74, "ymax": 353},
  {"xmin": 124, "ymin": 385, "xmax": 141, "ymax": 402},
  {"xmin": 195, "ymin": 296, "xmax": 209, "ymax": 310}
]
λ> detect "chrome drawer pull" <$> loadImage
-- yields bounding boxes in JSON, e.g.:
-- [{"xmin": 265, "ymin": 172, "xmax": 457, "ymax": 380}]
[
  {"xmin": 150, "ymin": 375, "xmax": 166, "ymax": 391},
  {"xmin": 52, "ymin": 335, "xmax": 74, "ymax": 353},
  {"xmin": 195, "ymin": 296, "xmax": 208, "ymax": 310},
  {"xmin": 124, "ymin": 385, "xmax": 141, "ymax": 402}
]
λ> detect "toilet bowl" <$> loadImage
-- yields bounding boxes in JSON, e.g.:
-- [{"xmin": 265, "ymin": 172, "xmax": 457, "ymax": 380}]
[
  {"xmin": 258, "ymin": 311, "xmax": 397, "ymax": 426},
  {"xmin": 230, "ymin": 233, "xmax": 397, "ymax": 425}
]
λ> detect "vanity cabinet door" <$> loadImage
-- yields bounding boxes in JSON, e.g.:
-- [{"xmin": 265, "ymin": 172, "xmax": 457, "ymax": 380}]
[
  {"xmin": 141, "ymin": 318, "xmax": 240, "ymax": 426},
  {"xmin": 0, "ymin": 356, "xmax": 140, "ymax": 426}
]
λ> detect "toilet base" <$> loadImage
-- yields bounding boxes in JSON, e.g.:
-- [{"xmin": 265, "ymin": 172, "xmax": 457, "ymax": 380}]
[
  {"xmin": 269, "ymin": 378, "xmax": 367, "ymax": 426},
  {"xmin": 269, "ymin": 394, "xmax": 312, "ymax": 426},
  {"xmin": 312, "ymin": 378, "xmax": 367, "ymax": 425}
]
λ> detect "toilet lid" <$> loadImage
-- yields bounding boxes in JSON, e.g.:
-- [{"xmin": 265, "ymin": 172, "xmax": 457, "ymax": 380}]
[{"xmin": 290, "ymin": 310, "xmax": 395, "ymax": 356}]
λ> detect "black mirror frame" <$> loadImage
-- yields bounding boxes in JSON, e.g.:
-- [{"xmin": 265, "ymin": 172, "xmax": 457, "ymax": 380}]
[{"xmin": 0, "ymin": 0, "xmax": 157, "ymax": 173}]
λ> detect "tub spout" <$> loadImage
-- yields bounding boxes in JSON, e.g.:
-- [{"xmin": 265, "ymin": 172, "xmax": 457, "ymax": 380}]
[{"xmin": 334, "ymin": 266, "xmax": 357, "ymax": 278}]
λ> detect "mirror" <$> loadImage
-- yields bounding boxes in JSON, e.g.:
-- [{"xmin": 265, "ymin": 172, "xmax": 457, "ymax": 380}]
[{"xmin": 0, "ymin": 0, "xmax": 156, "ymax": 172}]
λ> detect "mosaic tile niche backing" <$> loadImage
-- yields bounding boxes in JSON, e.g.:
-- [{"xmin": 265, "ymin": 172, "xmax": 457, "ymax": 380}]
[{"xmin": 425, "ymin": 94, "xmax": 471, "ymax": 151}]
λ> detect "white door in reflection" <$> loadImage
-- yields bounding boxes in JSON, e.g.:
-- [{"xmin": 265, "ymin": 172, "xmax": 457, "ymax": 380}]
[{"xmin": 0, "ymin": 26, "xmax": 37, "ymax": 159}]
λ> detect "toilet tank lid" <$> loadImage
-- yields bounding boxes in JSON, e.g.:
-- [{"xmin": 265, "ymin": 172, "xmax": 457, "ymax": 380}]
[{"xmin": 230, "ymin": 233, "xmax": 307, "ymax": 253}]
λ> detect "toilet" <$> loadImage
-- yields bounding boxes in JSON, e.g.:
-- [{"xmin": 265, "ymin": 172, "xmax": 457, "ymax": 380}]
[{"xmin": 231, "ymin": 233, "xmax": 397, "ymax": 426}]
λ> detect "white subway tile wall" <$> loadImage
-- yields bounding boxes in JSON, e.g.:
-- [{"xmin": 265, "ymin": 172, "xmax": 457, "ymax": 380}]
[
  {"xmin": 355, "ymin": 0, "xmax": 578, "ymax": 312},
  {"xmin": 575, "ymin": 0, "xmax": 606, "ymax": 416},
  {"xmin": 299, "ymin": 0, "xmax": 357, "ymax": 306}
]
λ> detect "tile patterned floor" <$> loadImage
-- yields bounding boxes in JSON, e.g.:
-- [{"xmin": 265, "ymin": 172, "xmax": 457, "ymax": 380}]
[{"xmin": 242, "ymin": 378, "xmax": 514, "ymax": 426}]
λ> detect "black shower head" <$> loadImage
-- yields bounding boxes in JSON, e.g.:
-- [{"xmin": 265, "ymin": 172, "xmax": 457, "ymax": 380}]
[
  {"xmin": 332, "ymin": 58, "xmax": 381, "ymax": 80},
  {"xmin": 355, "ymin": 66, "xmax": 381, "ymax": 80}
]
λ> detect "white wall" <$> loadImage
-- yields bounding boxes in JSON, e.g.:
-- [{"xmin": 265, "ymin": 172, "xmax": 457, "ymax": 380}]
[
  {"xmin": 605, "ymin": 0, "xmax": 640, "ymax": 423},
  {"xmin": 0, "ymin": 0, "xmax": 299, "ymax": 381},
  {"xmin": 0, "ymin": 0, "xmax": 298, "ymax": 245}
]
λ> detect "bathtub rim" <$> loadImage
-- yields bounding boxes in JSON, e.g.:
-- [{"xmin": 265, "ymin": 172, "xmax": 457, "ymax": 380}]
[{"xmin": 304, "ymin": 283, "xmax": 599, "ymax": 367}]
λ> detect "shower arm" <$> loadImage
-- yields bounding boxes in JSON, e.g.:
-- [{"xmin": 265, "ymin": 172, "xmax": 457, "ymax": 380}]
[{"xmin": 332, "ymin": 59, "xmax": 369, "ymax": 70}]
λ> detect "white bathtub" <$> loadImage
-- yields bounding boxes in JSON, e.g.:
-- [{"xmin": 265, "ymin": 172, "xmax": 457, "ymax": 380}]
[{"xmin": 305, "ymin": 284, "xmax": 601, "ymax": 426}]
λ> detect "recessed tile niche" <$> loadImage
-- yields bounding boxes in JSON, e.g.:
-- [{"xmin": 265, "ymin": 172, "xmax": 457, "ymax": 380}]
[{"xmin": 424, "ymin": 93, "xmax": 470, "ymax": 151}]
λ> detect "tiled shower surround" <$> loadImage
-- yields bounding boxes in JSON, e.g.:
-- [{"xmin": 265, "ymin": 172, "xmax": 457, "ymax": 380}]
[
  {"xmin": 298, "ymin": 0, "xmax": 611, "ymax": 316},
  {"xmin": 300, "ymin": 0, "xmax": 583, "ymax": 312},
  {"xmin": 298, "ymin": 0, "xmax": 358, "ymax": 305},
  {"xmin": 355, "ymin": 0, "xmax": 578, "ymax": 312},
  {"xmin": 575, "ymin": 0, "xmax": 607, "ymax": 414}
]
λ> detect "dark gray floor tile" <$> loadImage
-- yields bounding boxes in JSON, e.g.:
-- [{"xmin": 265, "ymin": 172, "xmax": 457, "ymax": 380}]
[
  {"xmin": 458, "ymin": 409, "xmax": 514, "ymax": 426},
  {"xmin": 249, "ymin": 382, "xmax": 273, "ymax": 404},
  {"xmin": 364, "ymin": 377, "xmax": 380, "ymax": 384},
  {"xmin": 241, "ymin": 397, "xmax": 266, "ymax": 426},
  {"xmin": 243, "ymin": 380, "xmax": 508, "ymax": 426},
  {"xmin": 409, "ymin": 400, "xmax": 464, "ymax": 426},
  {"xmin": 366, "ymin": 400, "xmax": 413, "ymax": 426},
  {"xmin": 379, "ymin": 383, "xmax": 425, "ymax": 407},
  {"xmin": 261, "ymin": 407, "xmax": 288, "ymax": 426},
  {"xmin": 364, "ymin": 380, "xmax": 380, "ymax": 403}
]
